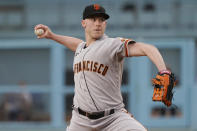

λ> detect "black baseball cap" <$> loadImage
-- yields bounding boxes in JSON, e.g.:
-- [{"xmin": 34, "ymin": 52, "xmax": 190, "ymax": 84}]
[{"xmin": 83, "ymin": 4, "xmax": 110, "ymax": 20}]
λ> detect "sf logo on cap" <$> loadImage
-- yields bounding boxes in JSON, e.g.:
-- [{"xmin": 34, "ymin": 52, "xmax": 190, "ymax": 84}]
[{"xmin": 94, "ymin": 4, "xmax": 100, "ymax": 10}]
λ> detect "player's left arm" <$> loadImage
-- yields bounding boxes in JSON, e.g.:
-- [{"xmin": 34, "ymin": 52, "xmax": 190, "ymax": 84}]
[
  {"xmin": 127, "ymin": 41, "xmax": 176, "ymax": 107},
  {"xmin": 127, "ymin": 42, "xmax": 167, "ymax": 72}
]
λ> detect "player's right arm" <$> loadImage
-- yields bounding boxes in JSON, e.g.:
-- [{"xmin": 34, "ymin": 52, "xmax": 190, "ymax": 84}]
[{"xmin": 34, "ymin": 24, "xmax": 83, "ymax": 52}]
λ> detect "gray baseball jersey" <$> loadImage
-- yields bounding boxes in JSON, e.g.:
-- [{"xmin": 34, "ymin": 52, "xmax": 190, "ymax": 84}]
[{"xmin": 73, "ymin": 34, "xmax": 132, "ymax": 112}]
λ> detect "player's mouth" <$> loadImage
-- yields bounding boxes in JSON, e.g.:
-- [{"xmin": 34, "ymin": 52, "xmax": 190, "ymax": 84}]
[{"xmin": 94, "ymin": 29, "xmax": 101, "ymax": 32}]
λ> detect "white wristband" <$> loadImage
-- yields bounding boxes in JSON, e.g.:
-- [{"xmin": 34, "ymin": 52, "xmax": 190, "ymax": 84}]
[{"xmin": 159, "ymin": 70, "xmax": 171, "ymax": 75}]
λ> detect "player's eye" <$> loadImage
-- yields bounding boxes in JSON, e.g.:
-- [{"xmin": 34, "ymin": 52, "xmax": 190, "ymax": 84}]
[
  {"xmin": 100, "ymin": 18, "xmax": 105, "ymax": 22},
  {"xmin": 90, "ymin": 17, "xmax": 96, "ymax": 22},
  {"xmin": 90, "ymin": 17, "xmax": 105, "ymax": 22}
]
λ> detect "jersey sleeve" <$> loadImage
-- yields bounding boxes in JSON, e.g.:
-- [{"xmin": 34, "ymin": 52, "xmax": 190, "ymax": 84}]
[
  {"xmin": 74, "ymin": 42, "xmax": 84, "ymax": 54},
  {"xmin": 111, "ymin": 37, "xmax": 136, "ymax": 59},
  {"xmin": 119, "ymin": 37, "xmax": 136, "ymax": 57}
]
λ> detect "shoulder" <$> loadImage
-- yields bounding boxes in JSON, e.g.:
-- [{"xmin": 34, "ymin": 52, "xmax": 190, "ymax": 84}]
[
  {"xmin": 118, "ymin": 37, "xmax": 136, "ymax": 45},
  {"xmin": 75, "ymin": 41, "xmax": 85, "ymax": 52},
  {"xmin": 104, "ymin": 37, "xmax": 127, "ymax": 47},
  {"xmin": 102, "ymin": 36, "xmax": 121, "ymax": 45},
  {"xmin": 105, "ymin": 37, "xmax": 134, "ymax": 45}
]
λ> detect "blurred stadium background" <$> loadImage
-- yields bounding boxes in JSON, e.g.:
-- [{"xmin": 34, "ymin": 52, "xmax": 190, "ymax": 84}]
[{"xmin": 0, "ymin": 0, "xmax": 197, "ymax": 131}]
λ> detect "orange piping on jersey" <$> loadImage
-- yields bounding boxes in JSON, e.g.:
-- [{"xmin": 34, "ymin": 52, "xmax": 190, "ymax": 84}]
[{"xmin": 124, "ymin": 40, "xmax": 129, "ymax": 57}]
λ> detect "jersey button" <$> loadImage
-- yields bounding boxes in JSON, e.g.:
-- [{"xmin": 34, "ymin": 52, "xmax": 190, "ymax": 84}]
[{"xmin": 83, "ymin": 88, "xmax": 87, "ymax": 92}]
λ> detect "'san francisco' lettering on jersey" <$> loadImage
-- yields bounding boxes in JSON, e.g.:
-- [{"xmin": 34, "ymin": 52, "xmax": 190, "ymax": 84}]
[
  {"xmin": 72, "ymin": 35, "xmax": 136, "ymax": 112},
  {"xmin": 74, "ymin": 60, "xmax": 109, "ymax": 76}
]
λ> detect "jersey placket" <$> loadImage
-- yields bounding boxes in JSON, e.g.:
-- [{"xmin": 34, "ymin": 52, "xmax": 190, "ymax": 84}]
[
  {"xmin": 81, "ymin": 46, "xmax": 99, "ymax": 111},
  {"xmin": 75, "ymin": 45, "xmax": 99, "ymax": 111}
]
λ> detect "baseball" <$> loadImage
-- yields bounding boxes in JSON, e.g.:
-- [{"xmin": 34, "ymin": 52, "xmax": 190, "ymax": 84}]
[{"xmin": 34, "ymin": 29, "xmax": 44, "ymax": 36}]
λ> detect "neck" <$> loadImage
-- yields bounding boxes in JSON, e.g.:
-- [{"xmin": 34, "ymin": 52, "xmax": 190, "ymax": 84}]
[
  {"xmin": 86, "ymin": 37, "xmax": 96, "ymax": 46},
  {"xmin": 85, "ymin": 34, "xmax": 103, "ymax": 46}
]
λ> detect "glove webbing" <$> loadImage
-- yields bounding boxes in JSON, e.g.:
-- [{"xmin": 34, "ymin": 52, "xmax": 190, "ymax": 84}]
[{"xmin": 152, "ymin": 74, "xmax": 172, "ymax": 107}]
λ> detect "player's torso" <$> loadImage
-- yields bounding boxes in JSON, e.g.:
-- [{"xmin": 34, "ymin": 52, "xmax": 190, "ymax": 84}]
[
  {"xmin": 73, "ymin": 35, "xmax": 124, "ymax": 112},
  {"xmin": 74, "ymin": 38, "xmax": 113, "ymax": 76}
]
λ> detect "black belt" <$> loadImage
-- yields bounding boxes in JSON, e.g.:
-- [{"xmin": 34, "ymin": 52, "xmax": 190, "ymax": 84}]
[{"xmin": 77, "ymin": 107, "xmax": 115, "ymax": 120}]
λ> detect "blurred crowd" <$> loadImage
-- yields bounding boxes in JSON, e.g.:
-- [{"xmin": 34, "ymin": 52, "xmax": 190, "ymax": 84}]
[
  {"xmin": 0, "ymin": 81, "xmax": 50, "ymax": 122},
  {"xmin": 0, "ymin": 81, "xmax": 32, "ymax": 121}
]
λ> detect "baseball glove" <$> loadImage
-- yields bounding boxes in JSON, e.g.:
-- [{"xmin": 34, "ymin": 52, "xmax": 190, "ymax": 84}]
[{"xmin": 152, "ymin": 70, "xmax": 176, "ymax": 107}]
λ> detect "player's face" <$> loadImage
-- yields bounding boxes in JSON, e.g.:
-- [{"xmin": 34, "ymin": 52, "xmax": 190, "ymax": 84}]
[{"xmin": 82, "ymin": 16, "xmax": 107, "ymax": 40}]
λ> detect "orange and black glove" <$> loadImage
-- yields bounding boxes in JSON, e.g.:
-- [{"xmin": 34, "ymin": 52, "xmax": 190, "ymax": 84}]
[{"xmin": 152, "ymin": 70, "xmax": 176, "ymax": 107}]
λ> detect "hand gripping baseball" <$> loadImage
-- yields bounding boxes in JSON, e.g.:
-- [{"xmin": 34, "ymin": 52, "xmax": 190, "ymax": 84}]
[
  {"xmin": 152, "ymin": 70, "xmax": 176, "ymax": 107},
  {"xmin": 34, "ymin": 24, "xmax": 52, "ymax": 39}
]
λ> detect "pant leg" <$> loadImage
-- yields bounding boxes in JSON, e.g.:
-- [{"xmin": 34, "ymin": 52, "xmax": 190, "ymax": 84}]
[
  {"xmin": 104, "ymin": 109, "xmax": 147, "ymax": 131},
  {"xmin": 66, "ymin": 110, "xmax": 92, "ymax": 131}
]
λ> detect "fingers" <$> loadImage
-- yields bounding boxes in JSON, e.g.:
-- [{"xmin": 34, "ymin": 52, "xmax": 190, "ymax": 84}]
[
  {"xmin": 34, "ymin": 24, "xmax": 47, "ymax": 30},
  {"xmin": 34, "ymin": 24, "xmax": 50, "ymax": 39},
  {"xmin": 152, "ymin": 78, "xmax": 162, "ymax": 86}
]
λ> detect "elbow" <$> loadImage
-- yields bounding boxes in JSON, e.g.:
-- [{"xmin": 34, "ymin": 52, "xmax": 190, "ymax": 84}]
[
  {"xmin": 140, "ymin": 43, "xmax": 158, "ymax": 56},
  {"xmin": 129, "ymin": 42, "xmax": 159, "ymax": 57}
]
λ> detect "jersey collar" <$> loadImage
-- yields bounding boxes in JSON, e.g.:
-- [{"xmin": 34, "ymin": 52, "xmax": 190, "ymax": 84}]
[
  {"xmin": 83, "ymin": 34, "xmax": 108, "ymax": 49},
  {"xmin": 99, "ymin": 34, "xmax": 108, "ymax": 40}
]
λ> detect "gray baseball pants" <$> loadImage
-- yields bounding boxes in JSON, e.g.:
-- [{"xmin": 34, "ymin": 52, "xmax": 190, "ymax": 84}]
[{"xmin": 66, "ymin": 108, "xmax": 147, "ymax": 131}]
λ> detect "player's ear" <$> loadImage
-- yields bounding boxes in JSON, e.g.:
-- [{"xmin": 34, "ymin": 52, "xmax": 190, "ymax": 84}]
[
  {"xmin": 81, "ymin": 20, "xmax": 86, "ymax": 28},
  {"xmin": 104, "ymin": 20, "xmax": 107, "ymax": 26}
]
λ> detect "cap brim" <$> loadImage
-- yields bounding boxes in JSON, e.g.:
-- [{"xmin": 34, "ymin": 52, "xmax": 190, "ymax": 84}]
[{"xmin": 85, "ymin": 12, "xmax": 110, "ymax": 20}]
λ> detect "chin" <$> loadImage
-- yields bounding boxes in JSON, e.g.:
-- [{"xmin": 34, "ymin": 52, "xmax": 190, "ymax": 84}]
[{"xmin": 93, "ymin": 34, "xmax": 103, "ymax": 40}]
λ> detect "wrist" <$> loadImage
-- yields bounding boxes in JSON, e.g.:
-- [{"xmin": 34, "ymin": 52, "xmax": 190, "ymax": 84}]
[
  {"xmin": 46, "ymin": 30, "xmax": 54, "ymax": 39},
  {"xmin": 159, "ymin": 69, "xmax": 171, "ymax": 75}
]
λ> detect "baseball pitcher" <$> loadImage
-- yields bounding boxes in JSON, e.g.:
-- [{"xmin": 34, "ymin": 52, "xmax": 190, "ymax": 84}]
[{"xmin": 34, "ymin": 4, "xmax": 176, "ymax": 131}]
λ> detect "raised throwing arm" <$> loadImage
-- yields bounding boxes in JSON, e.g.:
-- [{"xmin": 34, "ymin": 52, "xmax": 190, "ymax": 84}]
[{"xmin": 34, "ymin": 24, "xmax": 83, "ymax": 52}]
